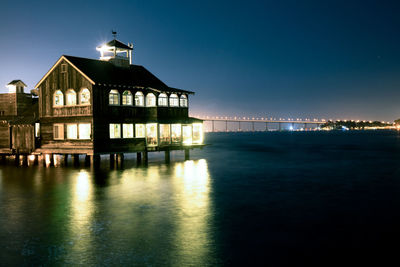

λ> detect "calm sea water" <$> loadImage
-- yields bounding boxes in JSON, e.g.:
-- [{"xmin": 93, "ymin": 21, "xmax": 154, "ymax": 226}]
[{"xmin": 1, "ymin": 131, "xmax": 400, "ymax": 266}]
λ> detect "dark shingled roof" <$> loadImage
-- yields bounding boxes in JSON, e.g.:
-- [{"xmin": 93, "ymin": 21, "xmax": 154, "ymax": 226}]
[
  {"xmin": 103, "ymin": 39, "xmax": 133, "ymax": 50},
  {"xmin": 64, "ymin": 55, "xmax": 194, "ymax": 94},
  {"xmin": 7, "ymin": 80, "xmax": 27, "ymax": 86}
]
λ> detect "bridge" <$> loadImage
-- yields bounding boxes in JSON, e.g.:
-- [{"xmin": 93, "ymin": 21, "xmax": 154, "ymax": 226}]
[{"xmin": 196, "ymin": 117, "xmax": 327, "ymax": 132}]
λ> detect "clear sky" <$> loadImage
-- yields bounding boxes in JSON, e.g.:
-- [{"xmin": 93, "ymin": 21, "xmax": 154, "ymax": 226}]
[{"xmin": 0, "ymin": 0, "xmax": 399, "ymax": 121}]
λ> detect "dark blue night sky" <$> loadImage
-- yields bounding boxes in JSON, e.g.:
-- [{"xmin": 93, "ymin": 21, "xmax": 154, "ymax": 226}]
[{"xmin": 1, "ymin": 0, "xmax": 399, "ymax": 120}]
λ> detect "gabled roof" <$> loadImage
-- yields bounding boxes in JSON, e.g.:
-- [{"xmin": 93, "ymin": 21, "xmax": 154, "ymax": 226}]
[
  {"xmin": 7, "ymin": 80, "xmax": 27, "ymax": 87},
  {"xmin": 102, "ymin": 39, "xmax": 133, "ymax": 50},
  {"xmin": 35, "ymin": 55, "xmax": 194, "ymax": 94}
]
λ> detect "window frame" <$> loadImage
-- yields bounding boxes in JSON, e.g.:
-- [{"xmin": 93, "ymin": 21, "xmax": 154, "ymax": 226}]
[
  {"xmin": 53, "ymin": 90, "xmax": 64, "ymax": 107},
  {"xmin": 169, "ymin": 93, "xmax": 179, "ymax": 107},
  {"xmin": 135, "ymin": 91, "xmax": 144, "ymax": 106},
  {"xmin": 65, "ymin": 89, "xmax": 77, "ymax": 106},
  {"xmin": 122, "ymin": 123, "xmax": 134, "ymax": 138},
  {"xmin": 53, "ymin": 123, "xmax": 64, "ymax": 140},
  {"xmin": 146, "ymin": 93, "xmax": 156, "ymax": 107},
  {"xmin": 79, "ymin": 88, "xmax": 91, "ymax": 105},
  {"xmin": 180, "ymin": 95, "xmax": 188, "ymax": 107},
  {"xmin": 78, "ymin": 123, "xmax": 91, "ymax": 140},
  {"xmin": 158, "ymin": 93, "xmax": 168, "ymax": 107},
  {"xmin": 109, "ymin": 123, "xmax": 121, "ymax": 139},
  {"xmin": 66, "ymin": 123, "xmax": 78, "ymax": 140},
  {"xmin": 109, "ymin": 90, "xmax": 120, "ymax": 106}
]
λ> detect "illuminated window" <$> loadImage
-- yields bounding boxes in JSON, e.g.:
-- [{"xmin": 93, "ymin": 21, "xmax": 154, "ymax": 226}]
[
  {"xmin": 159, "ymin": 124, "xmax": 170, "ymax": 144},
  {"xmin": 66, "ymin": 124, "xmax": 78, "ymax": 139},
  {"xmin": 146, "ymin": 123, "xmax": 158, "ymax": 146},
  {"xmin": 66, "ymin": 89, "xmax": 77, "ymax": 105},
  {"xmin": 180, "ymin": 95, "xmax": 188, "ymax": 107},
  {"xmin": 54, "ymin": 90, "xmax": 64, "ymax": 106},
  {"xmin": 109, "ymin": 123, "xmax": 121, "ymax": 138},
  {"xmin": 123, "ymin": 123, "xmax": 134, "ymax": 138},
  {"xmin": 35, "ymin": 123, "xmax": 40, "ymax": 138},
  {"xmin": 158, "ymin": 93, "xmax": 168, "ymax": 106},
  {"xmin": 182, "ymin": 125, "xmax": 192, "ymax": 145},
  {"xmin": 79, "ymin": 123, "xmax": 91, "ymax": 140},
  {"xmin": 109, "ymin": 90, "xmax": 120, "ymax": 105},
  {"xmin": 169, "ymin": 93, "xmax": 179, "ymax": 107},
  {"xmin": 53, "ymin": 123, "xmax": 64, "ymax": 140},
  {"xmin": 192, "ymin": 123, "xmax": 203, "ymax": 144},
  {"xmin": 171, "ymin": 124, "xmax": 182, "ymax": 143},
  {"xmin": 122, "ymin": 90, "xmax": 133, "ymax": 105},
  {"xmin": 135, "ymin": 91, "xmax": 144, "ymax": 106},
  {"xmin": 135, "ymin": 124, "xmax": 145, "ymax": 138},
  {"xmin": 146, "ymin": 93, "xmax": 156, "ymax": 107},
  {"xmin": 80, "ymin": 88, "xmax": 90, "ymax": 105}
]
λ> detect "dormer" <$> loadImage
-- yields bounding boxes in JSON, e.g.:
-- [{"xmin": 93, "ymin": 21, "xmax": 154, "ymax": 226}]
[
  {"xmin": 6, "ymin": 80, "xmax": 27, "ymax": 94},
  {"xmin": 96, "ymin": 39, "xmax": 133, "ymax": 68}
]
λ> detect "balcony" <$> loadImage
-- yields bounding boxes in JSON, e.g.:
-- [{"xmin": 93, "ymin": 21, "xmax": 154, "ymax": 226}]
[{"xmin": 53, "ymin": 105, "xmax": 92, "ymax": 117}]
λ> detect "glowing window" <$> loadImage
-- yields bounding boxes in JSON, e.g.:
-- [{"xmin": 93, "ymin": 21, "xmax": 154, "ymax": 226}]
[
  {"xmin": 35, "ymin": 123, "xmax": 40, "ymax": 138},
  {"xmin": 79, "ymin": 123, "xmax": 91, "ymax": 140},
  {"xmin": 53, "ymin": 123, "xmax": 64, "ymax": 140},
  {"xmin": 171, "ymin": 124, "xmax": 182, "ymax": 143},
  {"xmin": 169, "ymin": 94, "xmax": 179, "ymax": 107},
  {"xmin": 135, "ymin": 124, "xmax": 145, "ymax": 138},
  {"xmin": 66, "ymin": 124, "xmax": 78, "ymax": 139},
  {"xmin": 158, "ymin": 93, "xmax": 168, "ymax": 106},
  {"xmin": 80, "ymin": 88, "xmax": 90, "ymax": 105},
  {"xmin": 109, "ymin": 90, "xmax": 120, "ymax": 105},
  {"xmin": 109, "ymin": 123, "xmax": 121, "ymax": 138},
  {"xmin": 66, "ymin": 89, "xmax": 77, "ymax": 106},
  {"xmin": 122, "ymin": 90, "xmax": 133, "ymax": 105},
  {"xmin": 159, "ymin": 124, "xmax": 170, "ymax": 144},
  {"xmin": 180, "ymin": 95, "xmax": 188, "ymax": 107},
  {"xmin": 182, "ymin": 125, "xmax": 192, "ymax": 145},
  {"xmin": 146, "ymin": 93, "xmax": 156, "ymax": 107},
  {"xmin": 123, "ymin": 123, "xmax": 134, "ymax": 138},
  {"xmin": 146, "ymin": 123, "xmax": 158, "ymax": 146},
  {"xmin": 192, "ymin": 123, "xmax": 203, "ymax": 144},
  {"xmin": 135, "ymin": 91, "xmax": 144, "ymax": 106},
  {"xmin": 54, "ymin": 90, "xmax": 64, "ymax": 106}
]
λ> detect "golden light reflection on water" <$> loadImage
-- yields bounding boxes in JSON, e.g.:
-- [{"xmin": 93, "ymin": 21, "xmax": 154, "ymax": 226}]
[{"xmin": 172, "ymin": 159, "xmax": 212, "ymax": 265}]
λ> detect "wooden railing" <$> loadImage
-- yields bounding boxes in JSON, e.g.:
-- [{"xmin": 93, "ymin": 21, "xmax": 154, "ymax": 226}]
[{"xmin": 53, "ymin": 105, "xmax": 92, "ymax": 117}]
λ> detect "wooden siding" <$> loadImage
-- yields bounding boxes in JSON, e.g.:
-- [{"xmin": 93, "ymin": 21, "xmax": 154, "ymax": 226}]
[
  {"xmin": 0, "ymin": 122, "xmax": 10, "ymax": 149},
  {"xmin": 39, "ymin": 59, "xmax": 93, "ymax": 118},
  {"xmin": 11, "ymin": 125, "xmax": 35, "ymax": 153}
]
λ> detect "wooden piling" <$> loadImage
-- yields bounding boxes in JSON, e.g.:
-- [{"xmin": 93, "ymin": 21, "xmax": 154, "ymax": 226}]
[
  {"xmin": 165, "ymin": 150, "xmax": 170, "ymax": 164},
  {"xmin": 143, "ymin": 151, "xmax": 148, "ymax": 163},
  {"xmin": 84, "ymin": 155, "xmax": 90, "ymax": 166},
  {"xmin": 184, "ymin": 149, "xmax": 190, "ymax": 160},
  {"xmin": 117, "ymin": 153, "xmax": 124, "ymax": 168},
  {"xmin": 136, "ymin": 152, "xmax": 142, "ymax": 163},
  {"xmin": 72, "ymin": 154, "xmax": 79, "ymax": 166},
  {"xmin": 91, "ymin": 155, "xmax": 100, "ymax": 167}
]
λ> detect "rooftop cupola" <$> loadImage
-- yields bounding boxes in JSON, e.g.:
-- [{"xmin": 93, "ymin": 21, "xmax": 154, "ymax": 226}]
[
  {"xmin": 96, "ymin": 37, "xmax": 133, "ymax": 68},
  {"xmin": 6, "ymin": 80, "xmax": 27, "ymax": 94}
]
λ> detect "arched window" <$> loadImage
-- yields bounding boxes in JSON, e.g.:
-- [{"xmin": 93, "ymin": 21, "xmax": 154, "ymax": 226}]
[
  {"xmin": 135, "ymin": 91, "xmax": 144, "ymax": 106},
  {"xmin": 53, "ymin": 90, "xmax": 64, "ymax": 106},
  {"xmin": 169, "ymin": 93, "xmax": 179, "ymax": 107},
  {"xmin": 158, "ymin": 93, "xmax": 168, "ymax": 106},
  {"xmin": 80, "ymin": 88, "xmax": 90, "ymax": 105},
  {"xmin": 66, "ymin": 89, "xmax": 76, "ymax": 106},
  {"xmin": 180, "ymin": 95, "xmax": 188, "ymax": 107},
  {"xmin": 146, "ymin": 93, "xmax": 156, "ymax": 107},
  {"xmin": 122, "ymin": 90, "xmax": 133, "ymax": 105},
  {"xmin": 109, "ymin": 90, "xmax": 120, "ymax": 105}
]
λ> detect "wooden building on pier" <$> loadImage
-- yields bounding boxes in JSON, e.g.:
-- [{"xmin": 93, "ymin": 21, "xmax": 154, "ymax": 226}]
[{"xmin": 18, "ymin": 38, "xmax": 204, "ymax": 161}]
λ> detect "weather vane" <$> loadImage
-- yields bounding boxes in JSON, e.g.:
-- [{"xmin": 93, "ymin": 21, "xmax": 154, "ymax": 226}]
[{"xmin": 112, "ymin": 30, "xmax": 117, "ymax": 39}]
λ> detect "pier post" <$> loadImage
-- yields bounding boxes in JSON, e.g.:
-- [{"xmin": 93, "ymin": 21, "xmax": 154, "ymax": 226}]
[
  {"xmin": 117, "ymin": 153, "xmax": 124, "ymax": 168},
  {"xmin": 165, "ymin": 150, "xmax": 170, "ymax": 164},
  {"xmin": 39, "ymin": 155, "xmax": 45, "ymax": 166},
  {"xmin": 225, "ymin": 121, "xmax": 228, "ymax": 132},
  {"xmin": 91, "ymin": 155, "xmax": 101, "ymax": 167},
  {"xmin": 238, "ymin": 121, "xmax": 241, "ymax": 132},
  {"xmin": 72, "ymin": 154, "xmax": 79, "ymax": 166},
  {"xmin": 136, "ymin": 152, "xmax": 142, "ymax": 163},
  {"xmin": 278, "ymin": 123, "xmax": 282, "ymax": 131},
  {"xmin": 0, "ymin": 155, "xmax": 6, "ymax": 164},
  {"xmin": 143, "ymin": 151, "xmax": 148, "ymax": 164},
  {"xmin": 33, "ymin": 155, "xmax": 38, "ymax": 166},
  {"xmin": 14, "ymin": 154, "xmax": 19, "ymax": 166},
  {"xmin": 63, "ymin": 154, "xmax": 69, "ymax": 166},
  {"xmin": 212, "ymin": 120, "xmax": 215, "ymax": 132},
  {"xmin": 110, "ymin": 154, "xmax": 115, "ymax": 168},
  {"xmin": 184, "ymin": 149, "xmax": 190, "ymax": 161},
  {"xmin": 20, "ymin": 155, "xmax": 28, "ymax": 166},
  {"xmin": 84, "ymin": 155, "xmax": 90, "ymax": 166},
  {"xmin": 252, "ymin": 122, "xmax": 255, "ymax": 132}
]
